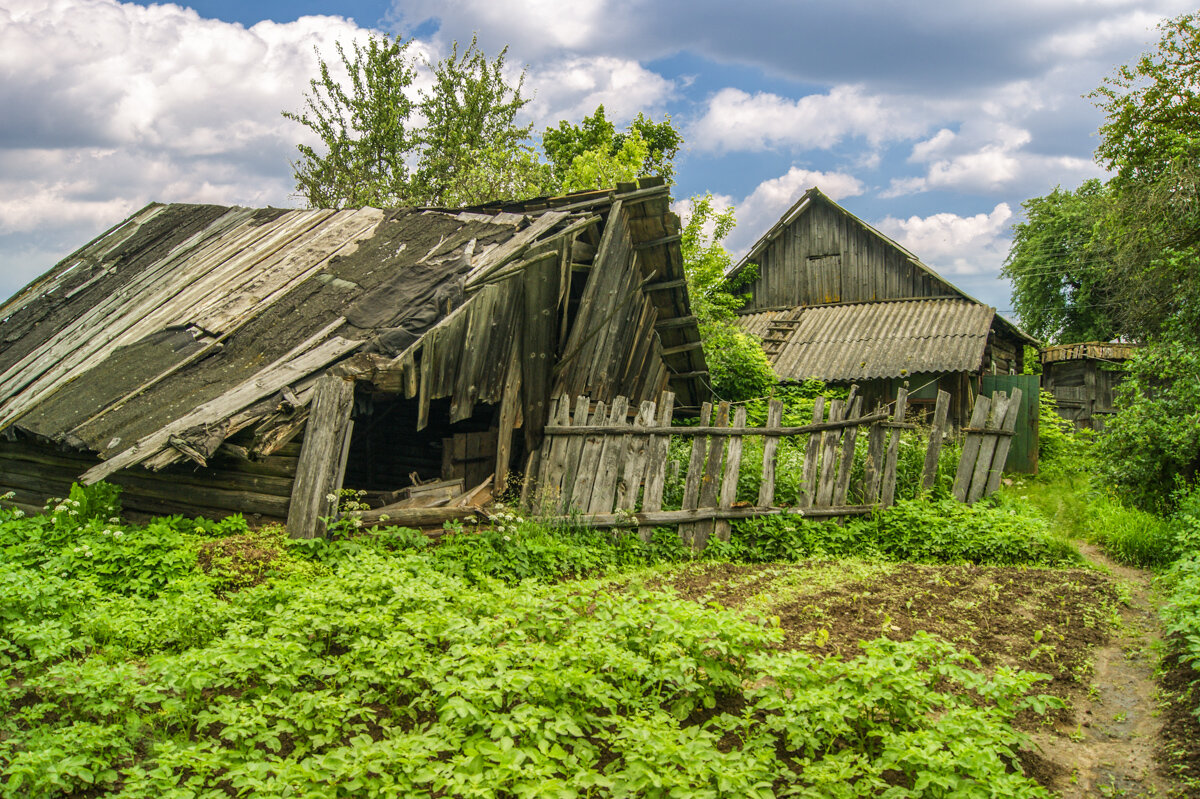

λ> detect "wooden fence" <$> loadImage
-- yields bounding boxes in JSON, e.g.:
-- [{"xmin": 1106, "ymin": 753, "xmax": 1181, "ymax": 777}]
[{"xmin": 528, "ymin": 384, "xmax": 963, "ymax": 548}]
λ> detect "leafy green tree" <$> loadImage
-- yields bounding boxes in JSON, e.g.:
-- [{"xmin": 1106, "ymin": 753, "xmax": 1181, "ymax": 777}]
[
  {"xmin": 681, "ymin": 195, "xmax": 776, "ymax": 401},
  {"xmin": 283, "ymin": 35, "xmax": 418, "ymax": 209},
  {"xmin": 409, "ymin": 36, "xmax": 548, "ymax": 206},
  {"xmin": 284, "ymin": 34, "xmax": 546, "ymax": 208},
  {"xmin": 541, "ymin": 106, "xmax": 682, "ymax": 193},
  {"xmin": 1001, "ymin": 180, "xmax": 1116, "ymax": 343}
]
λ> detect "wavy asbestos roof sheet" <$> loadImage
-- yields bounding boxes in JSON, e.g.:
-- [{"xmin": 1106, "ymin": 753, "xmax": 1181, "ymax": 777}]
[{"xmin": 738, "ymin": 299, "xmax": 995, "ymax": 381}]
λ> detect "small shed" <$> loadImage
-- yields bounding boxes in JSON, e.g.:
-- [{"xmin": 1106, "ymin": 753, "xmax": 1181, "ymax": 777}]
[
  {"xmin": 0, "ymin": 179, "xmax": 706, "ymax": 534},
  {"xmin": 1040, "ymin": 342, "xmax": 1138, "ymax": 431},
  {"xmin": 730, "ymin": 187, "xmax": 1037, "ymax": 429}
]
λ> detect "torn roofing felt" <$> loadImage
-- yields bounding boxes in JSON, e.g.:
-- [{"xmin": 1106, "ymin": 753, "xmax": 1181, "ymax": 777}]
[{"xmin": 0, "ymin": 181, "xmax": 707, "ymax": 485}]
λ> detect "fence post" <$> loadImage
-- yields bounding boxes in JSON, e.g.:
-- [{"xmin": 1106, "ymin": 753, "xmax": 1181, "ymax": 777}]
[
  {"xmin": 920, "ymin": 390, "xmax": 951, "ymax": 491},
  {"xmin": 757, "ymin": 399, "xmax": 784, "ymax": 508},
  {"xmin": 880, "ymin": 387, "xmax": 909, "ymax": 507},
  {"xmin": 638, "ymin": 392, "xmax": 675, "ymax": 542}
]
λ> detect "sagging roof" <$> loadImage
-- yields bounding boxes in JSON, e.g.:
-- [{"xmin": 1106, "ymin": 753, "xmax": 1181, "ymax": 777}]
[
  {"xmin": 0, "ymin": 180, "xmax": 704, "ymax": 483},
  {"xmin": 1040, "ymin": 341, "xmax": 1140, "ymax": 364},
  {"xmin": 728, "ymin": 187, "xmax": 1037, "ymax": 346},
  {"xmin": 737, "ymin": 298, "xmax": 997, "ymax": 381}
]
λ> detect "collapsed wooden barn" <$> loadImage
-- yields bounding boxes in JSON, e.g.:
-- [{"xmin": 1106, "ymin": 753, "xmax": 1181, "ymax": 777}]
[
  {"xmin": 730, "ymin": 187, "xmax": 1038, "ymax": 432},
  {"xmin": 0, "ymin": 179, "xmax": 707, "ymax": 535}
]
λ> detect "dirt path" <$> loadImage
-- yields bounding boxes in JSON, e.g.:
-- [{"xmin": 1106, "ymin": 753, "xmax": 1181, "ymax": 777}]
[{"xmin": 1029, "ymin": 541, "xmax": 1174, "ymax": 798}]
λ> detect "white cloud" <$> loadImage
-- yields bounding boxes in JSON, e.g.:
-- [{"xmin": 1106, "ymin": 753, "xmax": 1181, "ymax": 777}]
[
  {"xmin": 884, "ymin": 123, "xmax": 1101, "ymax": 197},
  {"xmin": 689, "ymin": 86, "xmax": 933, "ymax": 153},
  {"xmin": 875, "ymin": 204, "xmax": 1014, "ymax": 277},
  {"xmin": 525, "ymin": 57, "xmax": 675, "ymax": 129}
]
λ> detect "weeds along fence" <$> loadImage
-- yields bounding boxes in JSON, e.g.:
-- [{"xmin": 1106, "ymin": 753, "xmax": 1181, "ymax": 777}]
[{"xmin": 526, "ymin": 385, "xmax": 968, "ymax": 549}]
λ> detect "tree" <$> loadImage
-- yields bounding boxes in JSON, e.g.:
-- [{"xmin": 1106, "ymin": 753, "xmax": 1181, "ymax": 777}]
[
  {"xmin": 283, "ymin": 34, "xmax": 546, "ymax": 208},
  {"xmin": 681, "ymin": 195, "xmax": 776, "ymax": 401},
  {"xmin": 541, "ymin": 106, "xmax": 682, "ymax": 193},
  {"xmin": 283, "ymin": 35, "xmax": 418, "ymax": 209},
  {"xmin": 409, "ymin": 36, "xmax": 548, "ymax": 207},
  {"xmin": 1001, "ymin": 180, "xmax": 1116, "ymax": 343}
]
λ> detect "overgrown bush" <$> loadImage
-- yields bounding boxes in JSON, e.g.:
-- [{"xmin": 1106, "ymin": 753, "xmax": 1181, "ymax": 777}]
[{"xmin": 727, "ymin": 496, "xmax": 1082, "ymax": 567}]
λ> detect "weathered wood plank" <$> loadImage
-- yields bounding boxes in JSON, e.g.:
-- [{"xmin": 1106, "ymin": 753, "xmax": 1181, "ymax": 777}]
[
  {"xmin": 541, "ymin": 411, "xmax": 890, "ymax": 437},
  {"xmin": 921, "ymin": 390, "xmax": 951, "ymax": 491},
  {"xmin": 548, "ymin": 504, "xmax": 879, "ymax": 528},
  {"xmin": 638, "ymin": 392, "xmax": 675, "ymax": 542},
  {"xmin": 968, "ymin": 392, "xmax": 1010, "ymax": 504},
  {"xmin": 815, "ymin": 399, "xmax": 846, "ymax": 507},
  {"xmin": 880, "ymin": 387, "xmax": 909, "ymax": 508},
  {"xmin": 692, "ymin": 401, "xmax": 730, "ymax": 550},
  {"xmin": 567, "ymin": 401, "xmax": 607, "ymax": 514},
  {"xmin": 800, "ymin": 396, "xmax": 825, "ymax": 508},
  {"xmin": 832, "ymin": 395, "xmax": 864, "ymax": 506},
  {"xmin": 286, "ymin": 375, "xmax": 356, "ymax": 539},
  {"xmin": 587, "ymin": 396, "xmax": 630, "ymax": 514},
  {"xmin": 679, "ymin": 401, "xmax": 712, "ymax": 547},
  {"xmin": 952, "ymin": 394, "xmax": 993, "ymax": 502},
  {"xmin": 615, "ymin": 400, "xmax": 656, "ymax": 513},
  {"xmin": 982, "ymin": 388, "xmax": 1024, "ymax": 498},
  {"xmin": 715, "ymin": 406, "xmax": 748, "ymax": 542},
  {"xmin": 555, "ymin": 396, "xmax": 592, "ymax": 513},
  {"xmin": 757, "ymin": 399, "xmax": 784, "ymax": 508},
  {"xmin": 493, "ymin": 343, "xmax": 523, "ymax": 495}
]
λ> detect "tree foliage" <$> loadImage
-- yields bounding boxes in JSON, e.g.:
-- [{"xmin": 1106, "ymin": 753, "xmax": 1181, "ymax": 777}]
[
  {"xmin": 541, "ymin": 106, "xmax": 682, "ymax": 193},
  {"xmin": 284, "ymin": 34, "xmax": 546, "ymax": 208},
  {"xmin": 1001, "ymin": 180, "xmax": 1115, "ymax": 343},
  {"xmin": 680, "ymin": 195, "xmax": 776, "ymax": 402}
]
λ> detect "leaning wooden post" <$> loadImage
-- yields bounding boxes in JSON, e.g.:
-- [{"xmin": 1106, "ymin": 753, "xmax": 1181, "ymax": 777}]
[
  {"xmin": 953, "ymin": 394, "xmax": 993, "ymax": 502},
  {"xmin": 982, "ymin": 387, "xmax": 1023, "ymax": 498},
  {"xmin": 880, "ymin": 387, "xmax": 909, "ymax": 507},
  {"xmin": 920, "ymin": 390, "xmax": 951, "ymax": 491},
  {"xmin": 287, "ymin": 373, "xmax": 356, "ymax": 539}
]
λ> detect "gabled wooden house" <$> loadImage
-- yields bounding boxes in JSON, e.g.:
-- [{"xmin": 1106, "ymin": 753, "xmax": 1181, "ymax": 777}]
[
  {"xmin": 731, "ymin": 187, "xmax": 1037, "ymax": 427},
  {"xmin": 0, "ymin": 179, "xmax": 706, "ymax": 534}
]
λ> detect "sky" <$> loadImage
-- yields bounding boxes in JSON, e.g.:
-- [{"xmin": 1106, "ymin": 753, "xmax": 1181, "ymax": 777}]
[{"xmin": 0, "ymin": 0, "xmax": 1190, "ymax": 317}]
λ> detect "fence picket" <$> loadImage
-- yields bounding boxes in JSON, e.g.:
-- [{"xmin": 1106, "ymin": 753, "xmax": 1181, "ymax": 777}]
[
  {"xmin": 757, "ymin": 399, "xmax": 783, "ymax": 508},
  {"xmin": 833, "ymin": 395, "xmax": 864, "ymax": 505},
  {"xmin": 567, "ymin": 400, "xmax": 607, "ymax": 513},
  {"xmin": 638, "ymin": 393, "xmax": 675, "ymax": 541},
  {"xmin": 587, "ymin": 396, "xmax": 630, "ymax": 514},
  {"xmin": 679, "ymin": 402, "xmax": 712, "ymax": 547},
  {"xmin": 967, "ymin": 392, "xmax": 1009, "ymax": 504},
  {"xmin": 800, "ymin": 396, "xmax": 825, "ymax": 508},
  {"xmin": 983, "ymin": 387, "xmax": 1023, "ymax": 497},
  {"xmin": 815, "ymin": 399, "xmax": 846, "ymax": 506},
  {"xmin": 880, "ymin": 387, "xmax": 909, "ymax": 507},
  {"xmin": 692, "ymin": 402, "xmax": 731, "ymax": 550},
  {"xmin": 921, "ymin": 390, "xmax": 951, "ymax": 491},
  {"xmin": 615, "ymin": 400, "xmax": 656, "ymax": 513},
  {"xmin": 715, "ymin": 406, "xmax": 748, "ymax": 542}
]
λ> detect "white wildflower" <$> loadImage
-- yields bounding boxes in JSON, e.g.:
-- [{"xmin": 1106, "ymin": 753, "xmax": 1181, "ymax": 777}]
[
  {"xmin": 326, "ymin": 493, "xmax": 339, "ymax": 503},
  {"xmin": 108, "ymin": 517, "xmax": 120, "ymax": 524},
  {"xmin": 53, "ymin": 504, "xmax": 68, "ymax": 513},
  {"xmin": 113, "ymin": 531, "xmax": 123, "ymax": 538},
  {"xmin": 503, "ymin": 535, "xmax": 511, "ymax": 542},
  {"xmin": 12, "ymin": 509, "xmax": 24, "ymax": 518},
  {"xmin": 0, "ymin": 491, "xmax": 14, "ymax": 501}
]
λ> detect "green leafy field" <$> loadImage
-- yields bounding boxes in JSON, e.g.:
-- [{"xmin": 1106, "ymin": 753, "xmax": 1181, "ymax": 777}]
[{"xmin": 0, "ymin": 486, "xmax": 1071, "ymax": 798}]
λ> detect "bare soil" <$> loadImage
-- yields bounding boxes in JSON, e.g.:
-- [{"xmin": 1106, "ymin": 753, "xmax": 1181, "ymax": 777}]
[{"xmin": 635, "ymin": 548, "xmax": 1190, "ymax": 797}]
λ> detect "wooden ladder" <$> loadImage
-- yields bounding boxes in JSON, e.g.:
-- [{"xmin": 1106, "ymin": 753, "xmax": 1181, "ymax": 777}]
[{"xmin": 760, "ymin": 308, "xmax": 805, "ymax": 358}]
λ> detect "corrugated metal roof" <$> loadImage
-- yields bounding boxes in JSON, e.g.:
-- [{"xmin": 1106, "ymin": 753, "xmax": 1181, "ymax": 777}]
[{"xmin": 736, "ymin": 299, "xmax": 995, "ymax": 381}]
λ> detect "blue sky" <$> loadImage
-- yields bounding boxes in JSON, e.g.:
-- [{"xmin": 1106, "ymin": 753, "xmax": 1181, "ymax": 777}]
[{"xmin": 0, "ymin": 0, "xmax": 1190, "ymax": 316}]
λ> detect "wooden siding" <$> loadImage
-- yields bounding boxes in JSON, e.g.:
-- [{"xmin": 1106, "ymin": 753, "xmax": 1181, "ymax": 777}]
[{"xmin": 743, "ymin": 197, "xmax": 948, "ymax": 310}]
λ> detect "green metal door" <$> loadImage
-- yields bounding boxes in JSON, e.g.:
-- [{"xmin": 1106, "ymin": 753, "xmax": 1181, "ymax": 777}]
[{"xmin": 981, "ymin": 374, "xmax": 1040, "ymax": 473}]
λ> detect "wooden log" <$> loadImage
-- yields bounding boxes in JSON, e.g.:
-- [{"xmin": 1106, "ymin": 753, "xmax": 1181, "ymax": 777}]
[
  {"xmin": 678, "ymin": 401, "xmax": 712, "ymax": 547},
  {"xmin": 354, "ymin": 506, "xmax": 487, "ymax": 527},
  {"xmin": 800, "ymin": 396, "xmax": 825, "ymax": 508},
  {"xmin": 967, "ymin": 392, "xmax": 1011, "ymax": 504},
  {"xmin": 832, "ymin": 395, "xmax": 864, "ymax": 506},
  {"xmin": 714, "ymin": 406, "xmax": 748, "ymax": 543},
  {"xmin": 615, "ymin": 400, "xmax": 656, "ymax": 513},
  {"xmin": 587, "ymin": 396, "xmax": 630, "ymax": 514},
  {"xmin": 757, "ymin": 399, "xmax": 784, "ymax": 508},
  {"xmin": 815, "ymin": 399, "xmax": 846, "ymax": 507},
  {"xmin": 920, "ymin": 390, "xmax": 951, "ymax": 491},
  {"xmin": 692, "ymin": 401, "xmax": 730, "ymax": 550},
  {"xmin": 952, "ymin": 394, "xmax": 993, "ymax": 502},
  {"xmin": 286, "ymin": 374, "xmax": 356, "ymax": 539},
  {"xmin": 638, "ymin": 392, "xmax": 675, "ymax": 542},
  {"xmin": 880, "ymin": 387, "xmax": 909, "ymax": 508},
  {"xmin": 982, "ymin": 388, "xmax": 1024, "ymax": 499}
]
